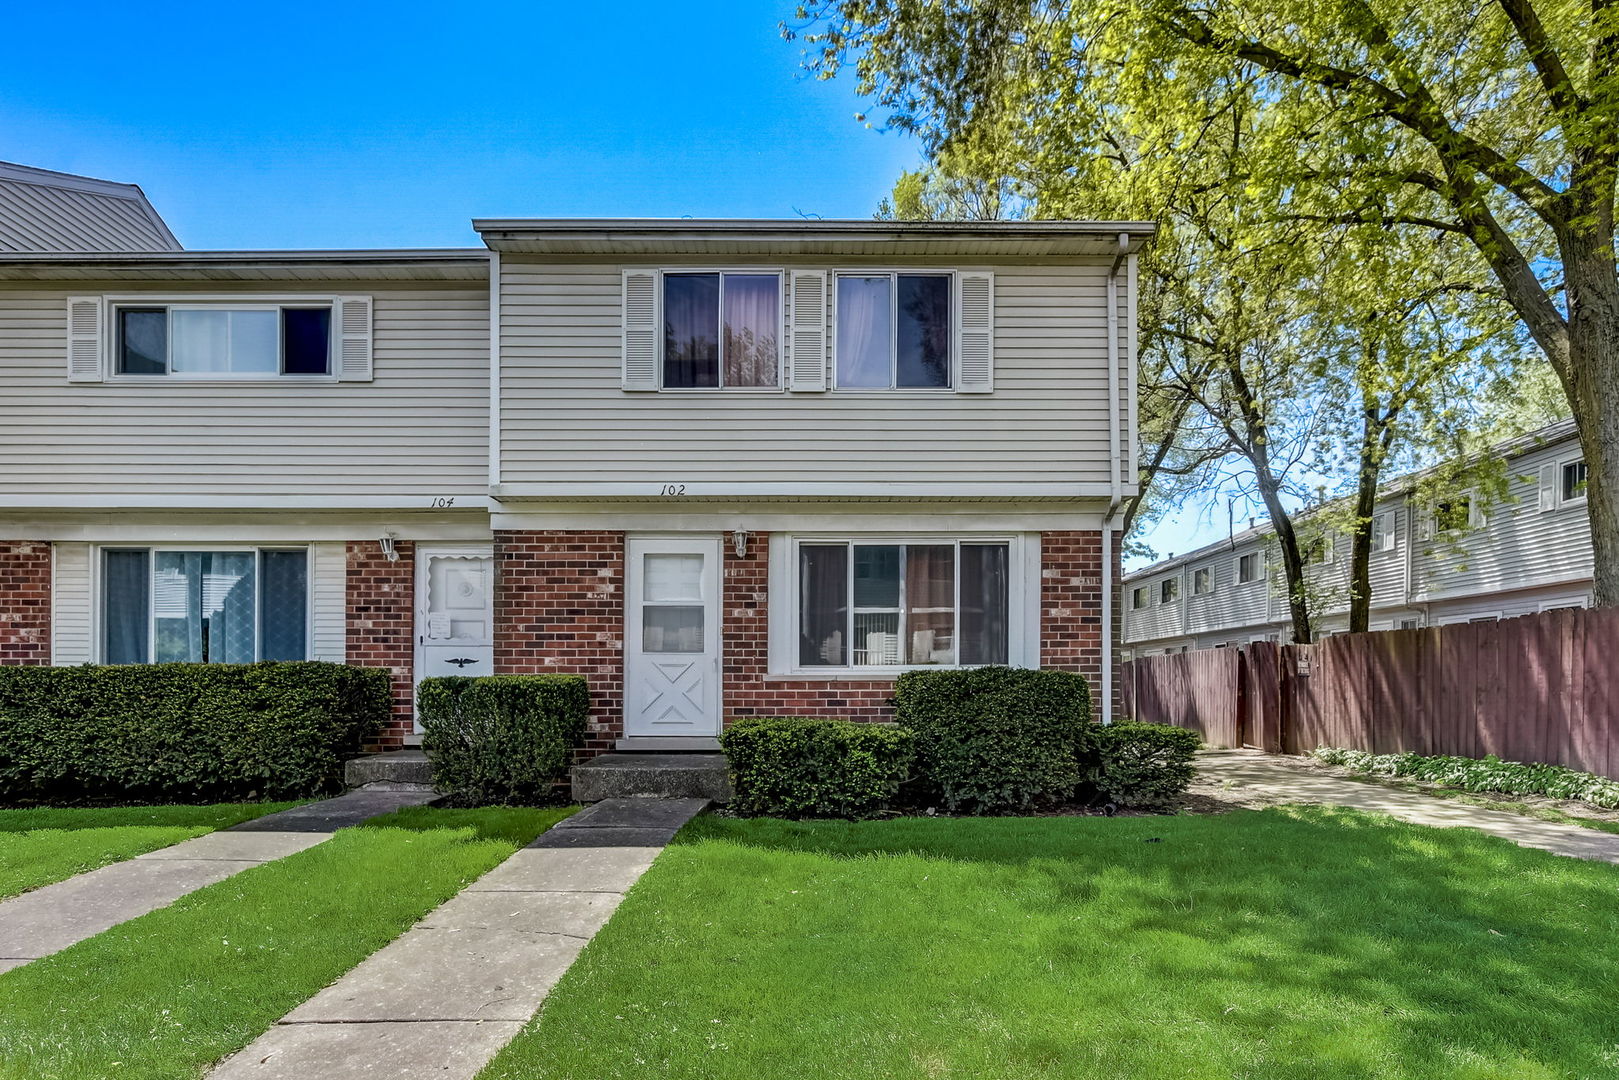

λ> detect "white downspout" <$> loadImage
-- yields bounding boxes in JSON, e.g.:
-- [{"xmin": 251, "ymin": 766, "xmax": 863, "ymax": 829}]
[{"xmin": 1101, "ymin": 232, "xmax": 1130, "ymax": 725}]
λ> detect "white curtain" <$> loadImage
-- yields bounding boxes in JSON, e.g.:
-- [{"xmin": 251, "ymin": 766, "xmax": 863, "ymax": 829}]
[
  {"xmin": 836, "ymin": 276, "xmax": 891, "ymax": 388},
  {"xmin": 722, "ymin": 274, "xmax": 779, "ymax": 387}
]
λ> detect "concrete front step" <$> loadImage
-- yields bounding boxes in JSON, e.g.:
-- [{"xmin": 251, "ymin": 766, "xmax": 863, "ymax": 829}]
[
  {"xmin": 345, "ymin": 749, "xmax": 434, "ymax": 790},
  {"xmin": 571, "ymin": 753, "xmax": 731, "ymax": 803}
]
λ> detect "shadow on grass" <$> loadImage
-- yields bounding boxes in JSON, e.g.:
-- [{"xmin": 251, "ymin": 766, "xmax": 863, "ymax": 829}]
[
  {"xmin": 360, "ymin": 804, "xmax": 580, "ymax": 846},
  {"xmin": 660, "ymin": 806, "xmax": 1619, "ymax": 1077}
]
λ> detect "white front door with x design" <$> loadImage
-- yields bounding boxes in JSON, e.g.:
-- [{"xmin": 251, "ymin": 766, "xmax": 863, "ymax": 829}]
[{"xmin": 624, "ymin": 536, "xmax": 722, "ymax": 738}]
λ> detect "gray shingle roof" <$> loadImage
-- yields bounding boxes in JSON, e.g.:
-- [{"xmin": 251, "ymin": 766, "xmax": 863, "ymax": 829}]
[{"xmin": 0, "ymin": 161, "xmax": 180, "ymax": 252}]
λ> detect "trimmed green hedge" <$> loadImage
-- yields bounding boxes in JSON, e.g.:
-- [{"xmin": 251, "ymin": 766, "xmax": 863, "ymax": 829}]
[
  {"xmin": 0, "ymin": 662, "xmax": 389, "ymax": 802},
  {"xmin": 1090, "ymin": 722, "xmax": 1201, "ymax": 808},
  {"xmin": 895, "ymin": 666, "xmax": 1093, "ymax": 813},
  {"xmin": 721, "ymin": 717, "xmax": 914, "ymax": 819},
  {"xmin": 1313, "ymin": 747, "xmax": 1619, "ymax": 808},
  {"xmin": 419, "ymin": 675, "xmax": 589, "ymax": 805}
]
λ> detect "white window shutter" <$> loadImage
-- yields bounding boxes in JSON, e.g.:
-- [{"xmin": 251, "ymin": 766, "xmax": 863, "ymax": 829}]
[
  {"xmin": 66, "ymin": 296, "xmax": 104, "ymax": 383},
  {"xmin": 1538, "ymin": 463, "xmax": 1558, "ymax": 511},
  {"xmin": 335, "ymin": 296, "xmax": 374, "ymax": 382},
  {"xmin": 787, "ymin": 270, "xmax": 828, "ymax": 392},
  {"xmin": 1417, "ymin": 512, "xmax": 1434, "ymax": 541},
  {"xmin": 955, "ymin": 271, "xmax": 994, "ymax": 393},
  {"xmin": 622, "ymin": 270, "xmax": 659, "ymax": 391}
]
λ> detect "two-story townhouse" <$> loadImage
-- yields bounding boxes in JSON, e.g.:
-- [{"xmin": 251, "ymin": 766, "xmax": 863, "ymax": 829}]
[
  {"xmin": 1, "ymin": 170, "xmax": 1149, "ymax": 754},
  {"xmin": 477, "ymin": 219, "xmax": 1147, "ymax": 753},
  {"xmin": 1122, "ymin": 418, "xmax": 1593, "ymax": 655}
]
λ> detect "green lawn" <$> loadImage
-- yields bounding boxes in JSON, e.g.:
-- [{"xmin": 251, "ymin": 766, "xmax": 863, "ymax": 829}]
[
  {"xmin": 482, "ymin": 808, "xmax": 1619, "ymax": 1080},
  {"xmin": 0, "ymin": 803, "xmax": 302, "ymax": 900},
  {"xmin": 0, "ymin": 804, "xmax": 574, "ymax": 1080}
]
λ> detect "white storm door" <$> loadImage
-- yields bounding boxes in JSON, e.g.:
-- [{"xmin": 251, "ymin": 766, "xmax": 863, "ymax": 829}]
[
  {"xmin": 415, "ymin": 545, "xmax": 496, "ymax": 731},
  {"xmin": 625, "ymin": 537, "xmax": 722, "ymax": 737}
]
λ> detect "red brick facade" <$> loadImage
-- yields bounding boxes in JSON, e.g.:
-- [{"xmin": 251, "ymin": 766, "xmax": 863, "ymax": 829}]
[
  {"xmin": 722, "ymin": 532, "xmax": 903, "ymax": 723},
  {"xmin": 0, "ymin": 541, "xmax": 51, "ymax": 666},
  {"xmin": 493, "ymin": 530, "xmax": 626, "ymax": 758},
  {"xmin": 490, "ymin": 528, "xmax": 1117, "ymax": 757},
  {"xmin": 346, "ymin": 539, "xmax": 416, "ymax": 750},
  {"xmin": 1038, "ymin": 529, "xmax": 1120, "ymax": 716}
]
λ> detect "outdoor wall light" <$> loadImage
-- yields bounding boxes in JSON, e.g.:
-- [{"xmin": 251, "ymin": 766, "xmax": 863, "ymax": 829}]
[
  {"xmin": 378, "ymin": 534, "xmax": 398, "ymax": 563},
  {"xmin": 731, "ymin": 530, "xmax": 751, "ymax": 558}
]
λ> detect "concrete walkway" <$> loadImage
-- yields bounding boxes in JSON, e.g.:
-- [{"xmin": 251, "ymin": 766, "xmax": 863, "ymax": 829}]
[
  {"xmin": 1199, "ymin": 749, "xmax": 1619, "ymax": 864},
  {"xmin": 209, "ymin": 797, "xmax": 707, "ymax": 1080},
  {"xmin": 0, "ymin": 789, "xmax": 435, "ymax": 974}
]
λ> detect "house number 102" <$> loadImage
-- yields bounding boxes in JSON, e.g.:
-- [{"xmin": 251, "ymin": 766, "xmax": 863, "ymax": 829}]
[{"xmin": 659, "ymin": 484, "xmax": 687, "ymax": 496}]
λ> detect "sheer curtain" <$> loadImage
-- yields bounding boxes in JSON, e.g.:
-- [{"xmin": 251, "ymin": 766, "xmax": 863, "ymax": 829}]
[
  {"xmin": 103, "ymin": 550, "xmax": 150, "ymax": 663},
  {"xmin": 663, "ymin": 274, "xmax": 720, "ymax": 387},
  {"xmin": 798, "ymin": 545, "xmax": 848, "ymax": 666},
  {"xmin": 154, "ymin": 552, "xmax": 255, "ymax": 663},
  {"xmin": 836, "ymin": 276, "xmax": 892, "ymax": 388},
  {"xmin": 904, "ymin": 545, "xmax": 955, "ymax": 665},
  {"xmin": 722, "ymin": 274, "xmax": 779, "ymax": 387}
]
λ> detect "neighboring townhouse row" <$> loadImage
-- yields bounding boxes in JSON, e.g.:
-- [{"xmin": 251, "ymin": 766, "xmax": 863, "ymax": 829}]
[
  {"xmin": 0, "ymin": 164, "xmax": 1150, "ymax": 753},
  {"xmin": 1122, "ymin": 418, "xmax": 1592, "ymax": 656}
]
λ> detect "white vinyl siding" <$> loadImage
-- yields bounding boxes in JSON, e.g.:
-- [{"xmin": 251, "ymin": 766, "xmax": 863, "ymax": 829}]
[
  {"xmin": 2, "ymin": 284, "xmax": 488, "ymax": 501},
  {"xmin": 500, "ymin": 259, "xmax": 1125, "ymax": 486},
  {"xmin": 310, "ymin": 541, "xmax": 347, "ymax": 662},
  {"xmin": 50, "ymin": 541, "xmax": 93, "ymax": 664}
]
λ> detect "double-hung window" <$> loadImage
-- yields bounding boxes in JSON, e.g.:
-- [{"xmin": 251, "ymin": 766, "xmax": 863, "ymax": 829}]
[
  {"xmin": 102, "ymin": 548, "xmax": 308, "ymax": 664},
  {"xmin": 662, "ymin": 272, "xmax": 781, "ymax": 388},
  {"xmin": 1192, "ymin": 567, "xmax": 1212, "ymax": 595},
  {"xmin": 1562, "ymin": 460, "xmax": 1589, "ymax": 503},
  {"xmin": 797, "ymin": 540, "xmax": 1009, "ymax": 668},
  {"xmin": 835, "ymin": 272, "xmax": 952, "ymax": 389},
  {"xmin": 1237, "ymin": 551, "xmax": 1263, "ymax": 584},
  {"xmin": 115, "ymin": 304, "xmax": 332, "ymax": 377}
]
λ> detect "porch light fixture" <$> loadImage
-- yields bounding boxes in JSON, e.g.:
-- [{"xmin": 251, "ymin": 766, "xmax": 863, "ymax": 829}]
[
  {"xmin": 378, "ymin": 534, "xmax": 398, "ymax": 563},
  {"xmin": 730, "ymin": 530, "xmax": 750, "ymax": 558}
]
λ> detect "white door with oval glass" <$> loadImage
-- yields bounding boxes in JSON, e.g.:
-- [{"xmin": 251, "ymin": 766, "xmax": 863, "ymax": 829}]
[
  {"xmin": 625, "ymin": 537, "xmax": 721, "ymax": 737},
  {"xmin": 415, "ymin": 545, "xmax": 495, "ymax": 732}
]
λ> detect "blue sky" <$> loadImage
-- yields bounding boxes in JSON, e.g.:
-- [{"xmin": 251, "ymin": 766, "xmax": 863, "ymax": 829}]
[
  {"xmin": 2, "ymin": 0, "xmax": 920, "ymax": 248},
  {"xmin": 2, "ymin": 0, "xmax": 1219, "ymax": 561}
]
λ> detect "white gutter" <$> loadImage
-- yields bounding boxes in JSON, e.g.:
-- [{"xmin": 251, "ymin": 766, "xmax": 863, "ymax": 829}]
[
  {"xmin": 489, "ymin": 249, "xmax": 501, "ymax": 490},
  {"xmin": 1100, "ymin": 232, "xmax": 1130, "ymax": 725}
]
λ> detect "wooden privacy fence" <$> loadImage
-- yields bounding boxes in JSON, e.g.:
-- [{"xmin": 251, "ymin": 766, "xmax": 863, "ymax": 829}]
[{"xmin": 1121, "ymin": 607, "xmax": 1619, "ymax": 779}]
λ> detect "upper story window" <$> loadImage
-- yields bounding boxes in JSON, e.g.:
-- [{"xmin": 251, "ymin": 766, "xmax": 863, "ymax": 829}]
[
  {"xmin": 1432, "ymin": 494, "xmax": 1484, "ymax": 533},
  {"xmin": 1301, "ymin": 533, "xmax": 1332, "ymax": 565},
  {"xmin": 1562, "ymin": 460, "xmax": 1589, "ymax": 503},
  {"xmin": 115, "ymin": 304, "xmax": 332, "ymax": 377},
  {"xmin": 662, "ymin": 272, "xmax": 781, "ymax": 389},
  {"xmin": 1159, "ymin": 578, "xmax": 1179, "ymax": 603},
  {"xmin": 1237, "ymin": 551, "xmax": 1263, "ymax": 584},
  {"xmin": 1131, "ymin": 586, "xmax": 1149, "ymax": 609},
  {"xmin": 101, "ymin": 547, "xmax": 307, "ymax": 664},
  {"xmin": 835, "ymin": 273, "xmax": 952, "ymax": 389},
  {"xmin": 1371, "ymin": 511, "xmax": 1396, "ymax": 552},
  {"xmin": 1192, "ymin": 567, "xmax": 1213, "ymax": 595}
]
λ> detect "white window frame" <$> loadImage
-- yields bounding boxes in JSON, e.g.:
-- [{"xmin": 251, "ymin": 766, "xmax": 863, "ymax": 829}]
[
  {"xmin": 1131, "ymin": 585, "xmax": 1149, "ymax": 610},
  {"xmin": 1559, "ymin": 456, "xmax": 1589, "ymax": 507},
  {"xmin": 93, "ymin": 544, "xmax": 313, "ymax": 664},
  {"xmin": 104, "ymin": 295, "xmax": 339, "ymax": 383},
  {"xmin": 655, "ymin": 268, "xmax": 787, "ymax": 393},
  {"xmin": 767, "ymin": 532, "xmax": 1038, "ymax": 676},
  {"xmin": 830, "ymin": 269, "xmax": 958, "ymax": 393},
  {"xmin": 1371, "ymin": 511, "xmax": 1396, "ymax": 553},
  {"xmin": 1192, "ymin": 566, "xmax": 1213, "ymax": 596},
  {"xmin": 1159, "ymin": 576, "xmax": 1179, "ymax": 604},
  {"xmin": 1236, "ymin": 550, "xmax": 1264, "ymax": 586}
]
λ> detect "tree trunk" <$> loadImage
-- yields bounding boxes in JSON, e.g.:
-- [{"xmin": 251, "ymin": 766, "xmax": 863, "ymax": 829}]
[{"xmin": 1563, "ymin": 271, "xmax": 1619, "ymax": 608}]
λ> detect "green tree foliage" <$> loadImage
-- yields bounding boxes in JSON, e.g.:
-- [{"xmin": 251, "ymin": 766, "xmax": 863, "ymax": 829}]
[{"xmin": 790, "ymin": 0, "xmax": 1619, "ymax": 608}]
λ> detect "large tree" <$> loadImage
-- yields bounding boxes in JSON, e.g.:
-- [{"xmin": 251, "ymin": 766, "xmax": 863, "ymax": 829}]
[{"xmin": 791, "ymin": 0, "xmax": 1619, "ymax": 607}]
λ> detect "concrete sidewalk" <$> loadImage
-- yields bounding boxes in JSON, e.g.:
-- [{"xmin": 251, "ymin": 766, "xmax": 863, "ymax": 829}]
[
  {"xmin": 209, "ymin": 797, "xmax": 707, "ymax": 1080},
  {"xmin": 1198, "ymin": 749, "xmax": 1619, "ymax": 864},
  {"xmin": 0, "ymin": 789, "xmax": 435, "ymax": 974}
]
